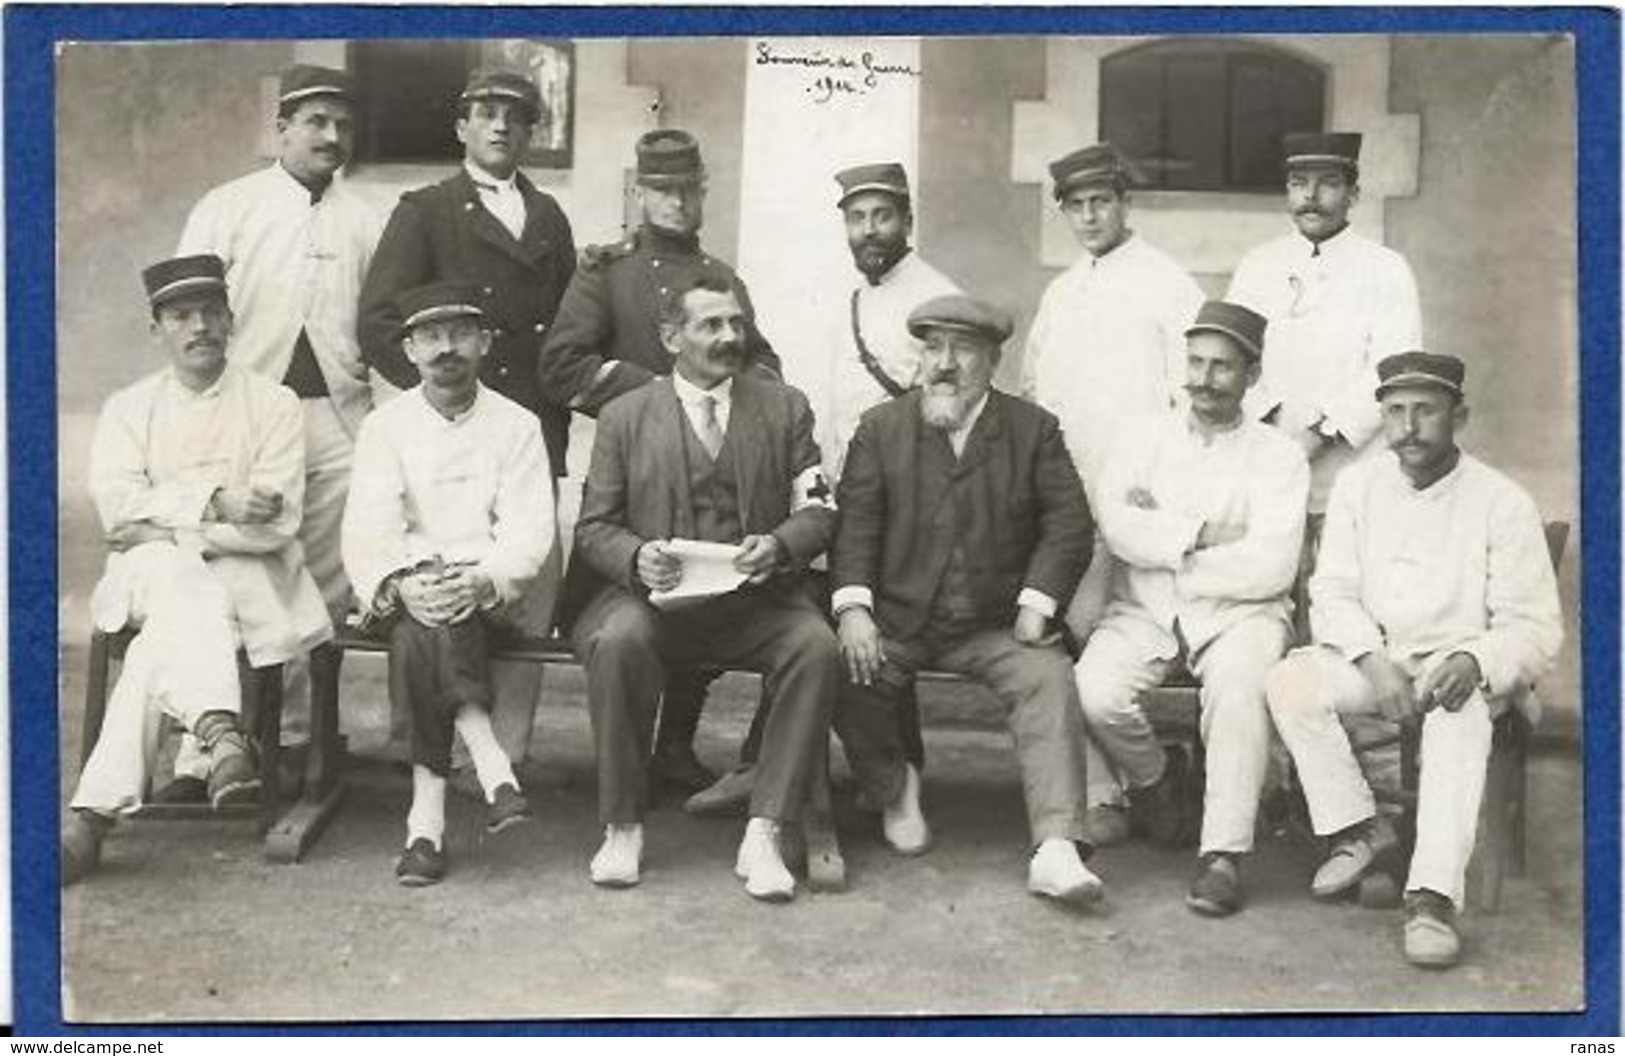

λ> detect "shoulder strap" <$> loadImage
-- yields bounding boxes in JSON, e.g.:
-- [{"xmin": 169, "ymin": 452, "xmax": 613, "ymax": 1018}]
[{"xmin": 850, "ymin": 289, "xmax": 910, "ymax": 399}]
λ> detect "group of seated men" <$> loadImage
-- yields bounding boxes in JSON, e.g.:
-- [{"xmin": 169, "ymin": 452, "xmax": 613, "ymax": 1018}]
[{"xmin": 63, "ymin": 61, "xmax": 1563, "ymax": 975}]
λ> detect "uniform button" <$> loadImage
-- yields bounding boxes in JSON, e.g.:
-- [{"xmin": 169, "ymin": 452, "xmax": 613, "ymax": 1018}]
[
  {"xmin": 534, "ymin": 323, "xmax": 546, "ymax": 333},
  {"xmin": 497, "ymin": 364, "xmax": 510, "ymax": 377},
  {"xmin": 651, "ymin": 259, "xmax": 661, "ymax": 268},
  {"xmin": 659, "ymin": 286, "xmax": 668, "ymax": 296},
  {"xmin": 483, "ymin": 286, "xmax": 493, "ymax": 296},
  {"xmin": 464, "ymin": 203, "xmax": 475, "ymax": 211}
]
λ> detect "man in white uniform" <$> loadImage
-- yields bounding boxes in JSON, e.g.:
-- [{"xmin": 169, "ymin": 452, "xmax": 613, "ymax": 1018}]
[
  {"xmin": 1265, "ymin": 352, "xmax": 1561, "ymax": 969},
  {"xmin": 1022, "ymin": 142, "xmax": 1206, "ymax": 845},
  {"xmin": 63, "ymin": 254, "xmax": 332, "ymax": 885},
  {"xmin": 685, "ymin": 162, "xmax": 958, "ymax": 817},
  {"xmin": 1073, "ymin": 301, "xmax": 1308, "ymax": 917},
  {"xmin": 173, "ymin": 64, "xmax": 382, "ymax": 795},
  {"xmin": 1226, "ymin": 132, "xmax": 1422, "ymax": 516},
  {"xmin": 344, "ymin": 282, "xmax": 555, "ymax": 886}
]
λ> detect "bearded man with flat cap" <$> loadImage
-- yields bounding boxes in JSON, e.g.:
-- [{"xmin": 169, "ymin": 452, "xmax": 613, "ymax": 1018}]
[
  {"xmin": 358, "ymin": 67, "xmax": 577, "ymax": 790},
  {"xmin": 1265, "ymin": 351, "xmax": 1561, "ymax": 970},
  {"xmin": 1072, "ymin": 300, "xmax": 1308, "ymax": 919},
  {"xmin": 63, "ymin": 254, "xmax": 332, "ymax": 885},
  {"xmin": 831, "ymin": 293, "xmax": 1104, "ymax": 905},
  {"xmin": 540, "ymin": 129, "xmax": 784, "ymax": 799},
  {"xmin": 174, "ymin": 63, "xmax": 382, "ymax": 799}
]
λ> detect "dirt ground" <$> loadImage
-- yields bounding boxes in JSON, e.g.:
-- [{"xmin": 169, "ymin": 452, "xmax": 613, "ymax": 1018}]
[
  {"xmin": 50, "ymin": 414, "xmax": 1589, "ymax": 1027},
  {"xmin": 57, "ymin": 657, "xmax": 1586, "ymax": 1025}
]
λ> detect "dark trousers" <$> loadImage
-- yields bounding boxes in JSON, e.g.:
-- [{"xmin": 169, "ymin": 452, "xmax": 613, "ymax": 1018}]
[
  {"xmin": 834, "ymin": 625, "xmax": 1090, "ymax": 844},
  {"xmin": 388, "ymin": 615, "xmax": 495, "ymax": 776},
  {"xmin": 573, "ymin": 586, "xmax": 839, "ymax": 824}
]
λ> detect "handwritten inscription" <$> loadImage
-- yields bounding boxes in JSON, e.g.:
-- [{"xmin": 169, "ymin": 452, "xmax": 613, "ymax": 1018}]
[{"xmin": 755, "ymin": 42, "xmax": 921, "ymax": 104}]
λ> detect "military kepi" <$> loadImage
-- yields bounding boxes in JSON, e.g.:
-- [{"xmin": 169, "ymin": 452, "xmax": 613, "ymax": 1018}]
[
  {"xmin": 907, "ymin": 294, "xmax": 1014, "ymax": 344},
  {"xmin": 396, "ymin": 281, "xmax": 486, "ymax": 339},
  {"xmin": 1375, "ymin": 351, "xmax": 1466, "ymax": 399},
  {"xmin": 278, "ymin": 64, "xmax": 355, "ymax": 108},
  {"xmin": 835, "ymin": 162, "xmax": 910, "ymax": 208},
  {"xmin": 1049, "ymin": 142, "xmax": 1129, "ymax": 199},
  {"xmin": 636, "ymin": 129, "xmax": 705, "ymax": 186},
  {"xmin": 1186, "ymin": 300, "xmax": 1268, "ymax": 361},
  {"xmin": 1283, "ymin": 131, "xmax": 1362, "ymax": 172},
  {"xmin": 143, "ymin": 254, "xmax": 228, "ymax": 310},
  {"xmin": 461, "ymin": 67, "xmax": 541, "ymax": 122}
]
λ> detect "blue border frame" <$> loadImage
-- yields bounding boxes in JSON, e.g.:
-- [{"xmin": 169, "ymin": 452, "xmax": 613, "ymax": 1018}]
[{"xmin": 9, "ymin": 4, "xmax": 1619, "ymax": 1036}]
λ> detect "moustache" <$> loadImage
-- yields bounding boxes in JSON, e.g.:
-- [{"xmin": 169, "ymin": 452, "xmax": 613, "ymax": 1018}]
[
  {"xmin": 926, "ymin": 372, "xmax": 960, "ymax": 387},
  {"xmin": 1294, "ymin": 207, "xmax": 1327, "ymax": 218},
  {"xmin": 1186, "ymin": 385, "xmax": 1219, "ymax": 398}
]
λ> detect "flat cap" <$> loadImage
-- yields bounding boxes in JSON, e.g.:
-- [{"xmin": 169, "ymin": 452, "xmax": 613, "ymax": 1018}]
[
  {"xmin": 1283, "ymin": 131, "xmax": 1362, "ymax": 172},
  {"xmin": 279, "ymin": 64, "xmax": 355, "ymax": 108},
  {"xmin": 142, "ymin": 254, "xmax": 228, "ymax": 310},
  {"xmin": 636, "ymin": 129, "xmax": 705, "ymax": 186},
  {"xmin": 1186, "ymin": 300, "xmax": 1268, "ymax": 361},
  {"xmin": 461, "ymin": 67, "xmax": 541, "ymax": 121},
  {"xmin": 1049, "ymin": 142, "xmax": 1130, "ymax": 200},
  {"xmin": 907, "ymin": 294, "xmax": 1014, "ymax": 344},
  {"xmin": 395, "ymin": 281, "xmax": 486, "ymax": 340},
  {"xmin": 1375, "ymin": 351, "xmax": 1466, "ymax": 399},
  {"xmin": 835, "ymin": 162, "xmax": 910, "ymax": 208}
]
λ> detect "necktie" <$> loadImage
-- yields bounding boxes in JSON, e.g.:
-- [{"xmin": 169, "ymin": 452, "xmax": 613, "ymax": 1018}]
[{"xmin": 696, "ymin": 394, "xmax": 725, "ymax": 460}]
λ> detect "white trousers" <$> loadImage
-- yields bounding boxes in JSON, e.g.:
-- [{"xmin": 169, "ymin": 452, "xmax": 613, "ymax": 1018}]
[
  {"xmin": 1265, "ymin": 646, "xmax": 1493, "ymax": 909},
  {"xmin": 74, "ymin": 545, "xmax": 242, "ymax": 814},
  {"xmin": 175, "ymin": 399, "xmax": 351, "ymax": 777},
  {"xmin": 1075, "ymin": 611, "xmax": 1289, "ymax": 854}
]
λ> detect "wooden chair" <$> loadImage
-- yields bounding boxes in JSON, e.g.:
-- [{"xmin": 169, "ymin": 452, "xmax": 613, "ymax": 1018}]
[{"xmin": 82, "ymin": 629, "xmax": 347, "ymax": 861}]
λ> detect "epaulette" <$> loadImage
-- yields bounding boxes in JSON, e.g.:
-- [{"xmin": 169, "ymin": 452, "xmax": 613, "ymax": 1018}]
[{"xmin": 579, "ymin": 239, "xmax": 636, "ymax": 272}]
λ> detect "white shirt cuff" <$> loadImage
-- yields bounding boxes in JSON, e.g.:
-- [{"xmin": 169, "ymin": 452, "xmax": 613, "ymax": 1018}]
[
  {"xmin": 1017, "ymin": 588, "xmax": 1057, "ymax": 619},
  {"xmin": 831, "ymin": 585, "xmax": 873, "ymax": 616}
]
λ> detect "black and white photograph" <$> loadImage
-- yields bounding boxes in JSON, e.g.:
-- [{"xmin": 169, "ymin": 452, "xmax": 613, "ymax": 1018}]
[{"xmin": 50, "ymin": 25, "xmax": 1587, "ymax": 1025}]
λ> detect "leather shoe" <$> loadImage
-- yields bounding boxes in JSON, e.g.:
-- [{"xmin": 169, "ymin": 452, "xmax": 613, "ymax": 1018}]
[
  {"xmin": 1403, "ymin": 889, "xmax": 1461, "ymax": 968},
  {"xmin": 590, "ymin": 823, "xmax": 643, "ymax": 888},
  {"xmin": 485, "ymin": 782, "xmax": 533, "ymax": 834},
  {"xmin": 735, "ymin": 818, "xmax": 796, "ymax": 902},
  {"xmin": 1027, "ymin": 838, "xmax": 1105, "ymax": 906},
  {"xmin": 206, "ymin": 733, "xmax": 262, "ymax": 810},
  {"xmin": 685, "ymin": 765, "xmax": 756, "ymax": 818},
  {"xmin": 881, "ymin": 762, "xmax": 931, "ymax": 855},
  {"xmin": 1082, "ymin": 804, "xmax": 1131, "ymax": 847},
  {"xmin": 649, "ymin": 745, "xmax": 718, "ymax": 796},
  {"xmin": 1312, "ymin": 815, "xmax": 1396, "ymax": 899},
  {"xmin": 1186, "ymin": 852, "xmax": 1244, "ymax": 917},
  {"xmin": 395, "ymin": 838, "xmax": 446, "ymax": 887},
  {"xmin": 61, "ymin": 811, "xmax": 113, "ymax": 887}
]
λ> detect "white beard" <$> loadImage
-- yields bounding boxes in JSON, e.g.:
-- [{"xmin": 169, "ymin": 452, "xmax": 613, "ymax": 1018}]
[{"xmin": 921, "ymin": 389, "xmax": 975, "ymax": 430}]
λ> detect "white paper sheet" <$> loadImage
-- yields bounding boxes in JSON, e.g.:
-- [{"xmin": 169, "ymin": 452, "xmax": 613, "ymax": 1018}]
[{"xmin": 647, "ymin": 539, "xmax": 748, "ymax": 610}]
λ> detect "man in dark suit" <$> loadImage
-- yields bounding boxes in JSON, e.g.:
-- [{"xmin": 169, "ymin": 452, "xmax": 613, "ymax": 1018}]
[
  {"xmin": 570, "ymin": 269, "xmax": 839, "ymax": 902},
  {"xmin": 359, "ymin": 67, "xmax": 576, "ymax": 475},
  {"xmin": 832, "ymin": 294, "xmax": 1104, "ymax": 905},
  {"xmin": 357, "ymin": 67, "xmax": 576, "ymax": 788},
  {"xmin": 539, "ymin": 129, "xmax": 783, "ymax": 797}
]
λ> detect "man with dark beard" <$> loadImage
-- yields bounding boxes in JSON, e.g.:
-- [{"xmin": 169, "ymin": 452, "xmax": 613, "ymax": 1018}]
[{"xmin": 830, "ymin": 294, "xmax": 1103, "ymax": 904}]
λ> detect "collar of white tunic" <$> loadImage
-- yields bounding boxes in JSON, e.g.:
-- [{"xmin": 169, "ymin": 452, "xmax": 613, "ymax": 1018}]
[
  {"xmin": 1082, "ymin": 231, "xmax": 1142, "ymax": 272},
  {"xmin": 411, "ymin": 381, "xmax": 488, "ymax": 427},
  {"xmin": 1382, "ymin": 447, "xmax": 1470, "ymax": 504},
  {"xmin": 269, "ymin": 160, "xmax": 331, "ymax": 205},
  {"xmin": 1291, "ymin": 222, "xmax": 1356, "ymax": 262},
  {"xmin": 162, "ymin": 364, "xmax": 233, "ymax": 403},
  {"xmin": 861, "ymin": 248, "xmax": 918, "ymax": 289},
  {"xmin": 672, "ymin": 370, "xmax": 734, "ymax": 434}
]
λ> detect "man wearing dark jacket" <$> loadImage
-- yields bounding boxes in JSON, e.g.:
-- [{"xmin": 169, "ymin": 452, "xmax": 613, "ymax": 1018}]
[
  {"xmin": 359, "ymin": 67, "xmax": 576, "ymax": 476},
  {"xmin": 358, "ymin": 67, "xmax": 576, "ymax": 785},
  {"xmin": 832, "ymin": 294, "xmax": 1103, "ymax": 905},
  {"xmin": 539, "ymin": 129, "xmax": 782, "ymax": 796}
]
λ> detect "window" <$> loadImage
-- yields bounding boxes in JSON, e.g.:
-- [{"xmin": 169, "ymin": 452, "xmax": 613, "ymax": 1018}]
[
  {"xmin": 347, "ymin": 39, "xmax": 575, "ymax": 168},
  {"xmin": 1100, "ymin": 39, "xmax": 1324, "ymax": 193}
]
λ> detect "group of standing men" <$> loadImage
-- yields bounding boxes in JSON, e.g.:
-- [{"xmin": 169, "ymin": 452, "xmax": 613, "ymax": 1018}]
[{"xmin": 64, "ymin": 60, "xmax": 1562, "ymax": 973}]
